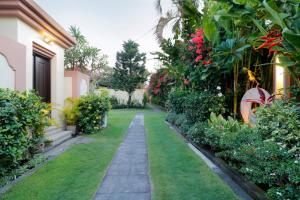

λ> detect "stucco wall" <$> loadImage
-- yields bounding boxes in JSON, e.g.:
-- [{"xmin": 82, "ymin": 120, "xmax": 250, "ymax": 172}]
[
  {"xmin": 64, "ymin": 77, "xmax": 73, "ymax": 100},
  {"xmin": 0, "ymin": 18, "xmax": 18, "ymax": 41},
  {"xmin": 64, "ymin": 70, "xmax": 90, "ymax": 99},
  {"xmin": 0, "ymin": 36, "xmax": 26, "ymax": 91},
  {"xmin": 0, "ymin": 54, "xmax": 14, "ymax": 89}
]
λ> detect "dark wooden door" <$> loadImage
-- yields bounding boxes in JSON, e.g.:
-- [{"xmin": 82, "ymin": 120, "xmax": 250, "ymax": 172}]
[{"xmin": 33, "ymin": 54, "xmax": 51, "ymax": 103}]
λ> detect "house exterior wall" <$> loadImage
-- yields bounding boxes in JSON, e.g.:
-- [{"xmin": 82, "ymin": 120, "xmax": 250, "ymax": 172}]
[{"xmin": 0, "ymin": 18, "xmax": 66, "ymax": 123}]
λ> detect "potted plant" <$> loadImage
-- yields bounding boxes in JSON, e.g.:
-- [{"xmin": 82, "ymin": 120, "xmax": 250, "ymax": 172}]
[{"xmin": 63, "ymin": 98, "xmax": 80, "ymax": 135}]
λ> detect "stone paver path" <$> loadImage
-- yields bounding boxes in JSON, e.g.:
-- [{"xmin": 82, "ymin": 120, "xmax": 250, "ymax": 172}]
[{"xmin": 94, "ymin": 113, "xmax": 151, "ymax": 200}]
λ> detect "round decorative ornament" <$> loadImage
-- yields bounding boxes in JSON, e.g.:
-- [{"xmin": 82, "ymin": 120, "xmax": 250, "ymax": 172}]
[{"xmin": 240, "ymin": 87, "xmax": 274, "ymax": 126}]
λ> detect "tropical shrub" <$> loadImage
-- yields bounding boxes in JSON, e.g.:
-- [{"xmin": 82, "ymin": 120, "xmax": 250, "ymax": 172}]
[
  {"xmin": 168, "ymin": 89, "xmax": 188, "ymax": 114},
  {"xmin": 184, "ymin": 90, "xmax": 225, "ymax": 124},
  {"xmin": 165, "ymin": 112, "xmax": 177, "ymax": 124},
  {"xmin": 186, "ymin": 121, "xmax": 208, "ymax": 145},
  {"xmin": 77, "ymin": 94, "xmax": 110, "ymax": 134},
  {"xmin": 174, "ymin": 114, "xmax": 187, "ymax": 127},
  {"xmin": 63, "ymin": 98, "xmax": 80, "ymax": 126},
  {"xmin": 198, "ymin": 99, "xmax": 300, "ymax": 200},
  {"xmin": 255, "ymin": 99, "xmax": 300, "ymax": 154},
  {"xmin": 0, "ymin": 89, "xmax": 50, "ymax": 176},
  {"xmin": 245, "ymin": 99, "xmax": 300, "ymax": 199},
  {"xmin": 234, "ymin": 139, "xmax": 300, "ymax": 200}
]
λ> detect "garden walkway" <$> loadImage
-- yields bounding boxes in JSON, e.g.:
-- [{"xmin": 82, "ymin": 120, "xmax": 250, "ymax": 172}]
[{"xmin": 94, "ymin": 113, "xmax": 151, "ymax": 200}]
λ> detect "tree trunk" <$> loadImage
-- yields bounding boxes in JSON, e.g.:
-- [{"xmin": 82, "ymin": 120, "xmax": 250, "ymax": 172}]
[
  {"xmin": 127, "ymin": 93, "xmax": 132, "ymax": 108},
  {"xmin": 233, "ymin": 62, "xmax": 239, "ymax": 119}
]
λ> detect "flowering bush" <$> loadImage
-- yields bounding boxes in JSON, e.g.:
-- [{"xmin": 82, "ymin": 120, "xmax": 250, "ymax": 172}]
[
  {"xmin": 0, "ymin": 89, "xmax": 50, "ymax": 176},
  {"xmin": 77, "ymin": 94, "xmax": 111, "ymax": 134},
  {"xmin": 189, "ymin": 29, "xmax": 212, "ymax": 65},
  {"xmin": 183, "ymin": 89, "xmax": 225, "ymax": 124},
  {"xmin": 148, "ymin": 69, "xmax": 172, "ymax": 107}
]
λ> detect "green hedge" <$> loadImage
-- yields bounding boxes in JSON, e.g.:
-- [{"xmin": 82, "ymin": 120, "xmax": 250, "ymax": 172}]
[
  {"xmin": 0, "ymin": 89, "xmax": 49, "ymax": 176},
  {"xmin": 109, "ymin": 96, "xmax": 145, "ymax": 109}
]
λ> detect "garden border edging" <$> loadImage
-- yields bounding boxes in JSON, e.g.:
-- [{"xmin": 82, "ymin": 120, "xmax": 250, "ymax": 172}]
[{"xmin": 165, "ymin": 121, "xmax": 269, "ymax": 200}]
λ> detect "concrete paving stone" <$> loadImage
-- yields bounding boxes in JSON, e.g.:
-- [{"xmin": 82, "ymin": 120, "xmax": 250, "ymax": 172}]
[
  {"xmin": 97, "ymin": 175, "xmax": 150, "ymax": 194},
  {"xmin": 107, "ymin": 163, "xmax": 148, "ymax": 176},
  {"xmin": 94, "ymin": 193, "xmax": 151, "ymax": 200}
]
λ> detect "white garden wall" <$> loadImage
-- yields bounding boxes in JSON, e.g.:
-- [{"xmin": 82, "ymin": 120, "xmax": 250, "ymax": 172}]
[{"xmin": 98, "ymin": 87, "xmax": 145, "ymax": 104}]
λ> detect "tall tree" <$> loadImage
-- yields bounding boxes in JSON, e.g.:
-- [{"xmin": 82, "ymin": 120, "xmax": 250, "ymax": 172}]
[
  {"xmin": 64, "ymin": 26, "xmax": 109, "ymax": 92},
  {"xmin": 96, "ymin": 65, "xmax": 114, "ymax": 88},
  {"xmin": 64, "ymin": 26, "xmax": 90, "ymax": 71},
  {"xmin": 112, "ymin": 40, "xmax": 148, "ymax": 107}
]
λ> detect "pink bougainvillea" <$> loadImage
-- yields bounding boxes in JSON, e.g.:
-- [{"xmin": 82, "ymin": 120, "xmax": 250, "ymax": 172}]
[
  {"xmin": 149, "ymin": 70, "xmax": 168, "ymax": 95},
  {"xmin": 189, "ymin": 28, "xmax": 212, "ymax": 65}
]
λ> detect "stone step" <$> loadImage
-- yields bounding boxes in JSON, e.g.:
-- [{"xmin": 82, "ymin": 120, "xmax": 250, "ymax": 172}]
[
  {"xmin": 45, "ymin": 126, "xmax": 61, "ymax": 136},
  {"xmin": 46, "ymin": 130, "xmax": 72, "ymax": 143}
]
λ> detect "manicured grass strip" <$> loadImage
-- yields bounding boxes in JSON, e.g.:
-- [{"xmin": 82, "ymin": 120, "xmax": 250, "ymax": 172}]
[
  {"xmin": 1, "ymin": 109, "xmax": 138, "ymax": 200},
  {"xmin": 144, "ymin": 111, "xmax": 239, "ymax": 200}
]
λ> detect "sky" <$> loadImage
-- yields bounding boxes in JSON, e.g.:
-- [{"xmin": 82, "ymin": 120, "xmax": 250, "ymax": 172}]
[{"xmin": 35, "ymin": 0, "xmax": 173, "ymax": 73}]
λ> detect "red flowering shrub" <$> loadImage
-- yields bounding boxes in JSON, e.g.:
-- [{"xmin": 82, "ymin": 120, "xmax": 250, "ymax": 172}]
[
  {"xmin": 148, "ymin": 69, "xmax": 172, "ymax": 107},
  {"xmin": 189, "ymin": 29, "xmax": 212, "ymax": 65}
]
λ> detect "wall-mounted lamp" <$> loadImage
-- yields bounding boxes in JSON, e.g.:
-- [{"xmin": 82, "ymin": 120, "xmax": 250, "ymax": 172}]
[{"xmin": 42, "ymin": 32, "xmax": 54, "ymax": 44}]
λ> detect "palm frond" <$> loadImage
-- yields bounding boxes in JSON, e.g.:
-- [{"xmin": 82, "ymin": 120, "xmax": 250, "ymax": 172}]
[
  {"xmin": 154, "ymin": 11, "xmax": 177, "ymax": 43},
  {"xmin": 155, "ymin": 0, "xmax": 162, "ymax": 14}
]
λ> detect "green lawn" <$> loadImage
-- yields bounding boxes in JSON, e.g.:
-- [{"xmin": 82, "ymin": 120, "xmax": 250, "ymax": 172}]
[
  {"xmin": 1, "ymin": 109, "xmax": 138, "ymax": 200},
  {"xmin": 2, "ymin": 109, "xmax": 240, "ymax": 200},
  {"xmin": 144, "ymin": 111, "xmax": 239, "ymax": 200}
]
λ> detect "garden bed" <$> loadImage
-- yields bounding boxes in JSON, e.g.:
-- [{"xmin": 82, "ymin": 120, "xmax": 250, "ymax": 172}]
[{"xmin": 165, "ymin": 121, "xmax": 268, "ymax": 200}]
